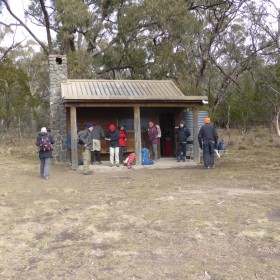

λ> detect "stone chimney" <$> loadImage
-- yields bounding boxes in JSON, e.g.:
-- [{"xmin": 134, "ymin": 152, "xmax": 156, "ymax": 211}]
[{"xmin": 48, "ymin": 55, "xmax": 67, "ymax": 162}]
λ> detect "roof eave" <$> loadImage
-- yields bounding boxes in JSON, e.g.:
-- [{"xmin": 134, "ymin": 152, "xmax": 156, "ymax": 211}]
[{"xmin": 62, "ymin": 96, "xmax": 208, "ymax": 104}]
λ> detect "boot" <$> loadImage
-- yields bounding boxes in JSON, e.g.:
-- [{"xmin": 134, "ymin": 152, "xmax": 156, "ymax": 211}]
[
  {"xmin": 91, "ymin": 151, "xmax": 95, "ymax": 164},
  {"xmin": 96, "ymin": 151, "xmax": 101, "ymax": 164}
]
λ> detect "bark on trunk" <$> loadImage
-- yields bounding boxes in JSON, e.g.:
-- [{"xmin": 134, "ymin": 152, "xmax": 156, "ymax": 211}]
[{"xmin": 272, "ymin": 103, "xmax": 280, "ymax": 136}]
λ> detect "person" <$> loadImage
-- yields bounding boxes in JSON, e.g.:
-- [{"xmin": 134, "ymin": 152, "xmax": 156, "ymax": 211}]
[
  {"xmin": 91, "ymin": 124, "xmax": 105, "ymax": 165},
  {"xmin": 198, "ymin": 117, "xmax": 219, "ymax": 169},
  {"xmin": 175, "ymin": 120, "xmax": 191, "ymax": 162},
  {"xmin": 78, "ymin": 123, "xmax": 94, "ymax": 175},
  {"xmin": 105, "ymin": 124, "xmax": 120, "ymax": 167},
  {"xmin": 36, "ymin": 127, "xmax": 55, "ymax": 180},
  {"xmin": 118, "ymin": 124, "xmax": 127, "ymax": 164},
  {"xmin": 148, "ymin": 121, "xmax": 158, "ymax": 161}
]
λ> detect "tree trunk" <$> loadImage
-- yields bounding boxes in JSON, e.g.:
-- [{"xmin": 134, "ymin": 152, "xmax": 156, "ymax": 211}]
[{"xmin": 272, "ymin": 103, "xmax": 280, "ymax": 136}]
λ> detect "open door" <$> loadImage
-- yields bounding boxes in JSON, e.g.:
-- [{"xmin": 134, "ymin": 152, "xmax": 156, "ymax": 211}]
[{"xmin": 159, "ymin": 113, "xmax": 175, "ymax": 157}]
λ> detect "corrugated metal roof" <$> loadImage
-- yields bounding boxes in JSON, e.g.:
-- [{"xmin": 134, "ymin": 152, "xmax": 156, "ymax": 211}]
[{"xmin": 61, "ymin": 79, "xmax": 206, "ymax": 102}]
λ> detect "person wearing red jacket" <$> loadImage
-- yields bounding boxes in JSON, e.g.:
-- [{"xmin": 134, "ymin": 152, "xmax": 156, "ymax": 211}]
[{"xmin": 118, "ymin": 125, "xmax": 127, "ymax": 164}]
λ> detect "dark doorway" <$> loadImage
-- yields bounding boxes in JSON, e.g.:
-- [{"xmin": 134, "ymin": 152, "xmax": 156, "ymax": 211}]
[{"xmin": 159, "ymin": 113, "xmax": 175, "ymax": 157}]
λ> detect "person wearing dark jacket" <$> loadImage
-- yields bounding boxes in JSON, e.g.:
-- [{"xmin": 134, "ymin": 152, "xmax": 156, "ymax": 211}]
[
  {"xmin": 105, "ymin": 124, "xmax": 120, "ymax": 167},
  {"xmin": 118, "ymin": 125, "xmax": 127, "ymax": 164},
  {"xmin": 175, "ymin": 120, "xmax": 191, "ymax": 162},
  {"xmin": 198, "ymin": 117, "xmax": 219, "ymax": 169},
  {"xmin": 36, "ymin": 127, "xmax": 55, "ymax": 180},
  {"xmin": 79, "ymin": 123, "xmax": 94, "ymax": 175}
]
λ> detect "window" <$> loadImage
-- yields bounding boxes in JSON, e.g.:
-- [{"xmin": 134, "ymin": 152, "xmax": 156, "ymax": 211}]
[{"xmin": 117, "ymin": 118, "xmax": 150, "ymax": 131}]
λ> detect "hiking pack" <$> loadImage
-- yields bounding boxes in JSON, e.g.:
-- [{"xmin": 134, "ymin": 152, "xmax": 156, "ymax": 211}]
[
  {"xmin": 39, "ymin": 134, "xmax": 53, "ymax": 152},
  {"xmin": 77, "ymin": 131, "xmax": 84, "ymax": 145},
  {"xmin": 124, "ymin": 153, "xmax": 136, "ymax": 169},
  {"xmin": 155, "ymin": 124, "xmax": 161, "ymax": 138}
]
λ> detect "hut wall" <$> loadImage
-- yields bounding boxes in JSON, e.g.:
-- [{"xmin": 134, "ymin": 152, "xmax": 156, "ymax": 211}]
[{"xmin": 67, "ymin": 106, "xmax": 187, "ymax": 161}]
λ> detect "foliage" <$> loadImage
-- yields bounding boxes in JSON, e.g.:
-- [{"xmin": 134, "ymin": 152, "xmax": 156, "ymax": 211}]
[
  {"xmin": 1, "ymin": 0, "xmax": 280, "ymax": 132},
  {"xmin": 0, "ymin": 58, "xmax": 37, "ymax": 131}
]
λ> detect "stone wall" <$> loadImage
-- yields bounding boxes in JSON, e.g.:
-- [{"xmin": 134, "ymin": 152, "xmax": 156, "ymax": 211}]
[{"xmin": 48, "ymin": 55, "xmax": 67, "ymax": 162}]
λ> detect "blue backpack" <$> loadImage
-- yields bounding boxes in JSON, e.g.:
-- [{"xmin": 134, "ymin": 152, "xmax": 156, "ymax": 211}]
[{"xmin": 142, "ymin": 148, "xmax": 154, "ymax": 165}]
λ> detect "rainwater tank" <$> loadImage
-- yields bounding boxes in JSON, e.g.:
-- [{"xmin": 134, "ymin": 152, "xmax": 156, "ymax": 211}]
[{"xmin": 184, "ymin": 111, "xmax": 209, "ymax": 154}]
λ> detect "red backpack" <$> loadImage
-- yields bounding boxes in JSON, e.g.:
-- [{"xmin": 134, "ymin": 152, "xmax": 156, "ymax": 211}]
[{"xmin": 39, "ymin": 134, "xmax": 53, "ymax": 152}]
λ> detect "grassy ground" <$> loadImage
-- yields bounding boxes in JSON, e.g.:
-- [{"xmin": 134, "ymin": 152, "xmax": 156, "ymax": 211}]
[{"xmin": 0, "ymin": 128, "xmax": 280, "ymax": 280}]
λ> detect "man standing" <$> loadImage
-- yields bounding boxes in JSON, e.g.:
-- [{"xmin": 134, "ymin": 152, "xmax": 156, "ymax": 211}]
[
  {"xmin": 175, "ymin": 120, "xmax": 191, "ymax": 162},
  {"xmin": 36, "ymin": 127, "xmax": 55, "ymax": 180},
  {"xmin": 91, "ymin": 124, "xmax": 105, "ymax": 164},
  {"xmin": 198, "ymin": 117, "xmax": 219, "ymax": 169},
  {"xmin": 79, "ymin": 123, "xmax": 94, "ymax": 175},
  {"xmin": 148, "ymin": 121, "xmax": 158, "ymax": 162}
]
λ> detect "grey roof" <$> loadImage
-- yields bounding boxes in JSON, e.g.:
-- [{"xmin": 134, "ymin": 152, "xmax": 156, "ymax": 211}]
[{"xmin": 61, "ymin": 79, "xmax": 207, "ymax": 103}]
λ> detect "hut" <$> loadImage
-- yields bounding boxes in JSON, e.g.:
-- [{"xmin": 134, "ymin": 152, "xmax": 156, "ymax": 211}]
[{"xmin": 48, "ymin": 55, "xmax": 207, "ymax": 169}]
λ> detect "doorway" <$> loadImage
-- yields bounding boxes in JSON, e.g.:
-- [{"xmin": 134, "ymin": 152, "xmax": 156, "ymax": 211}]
[{"xmin": 159, "ymin": 113, "xmax": 175, "ymax": 157}]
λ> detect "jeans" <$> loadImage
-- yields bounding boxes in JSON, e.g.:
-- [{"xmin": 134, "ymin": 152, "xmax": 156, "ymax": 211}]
[
  {"xmin": 177, "ymin": 142, "xmax": 187, "ymax": 159},
  {"xmin": 110, "ymin": 147, "xmax": 119, "ymax": 164},
  {"xmin": 40, "ymin": 157, "xmax": 51, "ymax": 177},
  {"xmin": 203, "ymin": 142, "xmax": 215, "ymax": 167},
  {"xmin": 119, "ymin": 147, "xmax": 126, "ymax": 163},
  {"xmin": 151, "ymin": 143, "xmax": 157, "ymax": 161}
]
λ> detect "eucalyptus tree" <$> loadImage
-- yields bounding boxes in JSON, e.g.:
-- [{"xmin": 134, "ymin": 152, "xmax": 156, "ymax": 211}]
[
  {"xmin": 0, "ymin": 58, "xmax": 36, "ymax": 132},
  {"xmin": 1, "ymin": 0, "xmax": 280, "ymax": 127}
]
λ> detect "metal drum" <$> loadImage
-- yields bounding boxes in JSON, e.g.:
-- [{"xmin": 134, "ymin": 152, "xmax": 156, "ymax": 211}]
[{"xmin": 184, "ymin": 111, "xmax": 209, "ymax": 154}]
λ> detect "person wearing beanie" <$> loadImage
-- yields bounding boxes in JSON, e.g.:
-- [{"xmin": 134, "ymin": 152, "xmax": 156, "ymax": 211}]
[
  {"xmin": 78, "ymin": 123, "xmax": 94, "ymax": 175},
  {"xmin": 198, "ymin": 117, "xmax": 219, "ymax": 169},
  {"xmin": 148, "ymin": 121, "xmax": 158, "ymax": 161},
  {"xmin": 105, "ymin": 124, "xmax": 120, "ymax": 167},
  {"xmin": 91, "ymin": 123, "xmax": 105, "ymax": 165},
  {"xmin": 175, "ymin": 120, "xmax": 191, "ymax": 162},
  {"xmin": 36, "ymin": 127, "xmax": 55, "ymax": 180}
]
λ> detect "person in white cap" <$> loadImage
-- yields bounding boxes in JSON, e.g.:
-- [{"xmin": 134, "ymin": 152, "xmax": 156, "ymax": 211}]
[{"xmin": 36, "ymin": 127, "xmax": 55, "ymax": 180}]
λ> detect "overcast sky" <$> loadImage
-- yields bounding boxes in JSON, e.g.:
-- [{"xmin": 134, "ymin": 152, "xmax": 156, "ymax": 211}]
[{"xmin": 1, "ymin": 0, "xmax": 280, "ymax": 49}]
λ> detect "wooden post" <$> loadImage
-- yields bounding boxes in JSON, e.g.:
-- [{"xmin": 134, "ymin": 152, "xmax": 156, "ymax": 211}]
[
  {"xmin": 192, "ymin": 107, "xmax": 200, "ymax": 163},
  {"xmin": 70, "ymin": 106, "xmax": 78, "ymax": 170},
  {"xmin": 134, "ymin": 106, "xmax": 142, "ymax": 165}
]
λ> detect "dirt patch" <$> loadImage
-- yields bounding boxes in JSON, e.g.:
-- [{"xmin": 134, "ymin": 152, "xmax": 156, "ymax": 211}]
[
  {"xmin": 267, "ymin": 209, "xmax": 280, "ymax": 222},
  {"xmin": 0, "ymin": 134, "xmax": 280, "ymax": 279}
]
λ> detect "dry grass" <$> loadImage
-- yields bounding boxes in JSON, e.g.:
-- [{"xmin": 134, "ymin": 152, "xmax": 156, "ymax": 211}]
[{"xmin": 0, "ymin": 128, "xmax": 280, "ymax": 280}]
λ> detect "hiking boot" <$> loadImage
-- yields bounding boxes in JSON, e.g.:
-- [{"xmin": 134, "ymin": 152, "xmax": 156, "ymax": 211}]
[
  {"xmin": 44, "ymin": 176, "xmax": 49, "ymax": 180},
  {"xmin": 110, "ymin": 163, "xmax": 113, "ymax": 167},
  {"xmin": 116, "ymin": 164, "xmax": 120, "ymax": 167},
  {"xmin": 97, "ymin": 161, "xmax": 101, "ymax": 165}
]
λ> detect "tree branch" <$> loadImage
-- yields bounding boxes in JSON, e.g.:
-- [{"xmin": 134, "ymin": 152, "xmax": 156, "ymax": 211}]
[{"xmin": 1, "ymin": 0, "xmax": 49, "ymax": 54}]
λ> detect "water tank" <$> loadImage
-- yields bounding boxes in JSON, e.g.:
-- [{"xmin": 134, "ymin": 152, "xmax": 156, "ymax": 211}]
[{"xmin": 184, "ymin": 111, "xmax": 209, "ymax": 153}]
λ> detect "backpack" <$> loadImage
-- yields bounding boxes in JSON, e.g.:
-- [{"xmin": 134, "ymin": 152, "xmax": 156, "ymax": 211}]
[
  {"xmin": 39, "ymin": 134, "xmax": 53, "ymax": 152},
  {"xmin": 77, "ymin": 131, "xmax": 84, "ymax": 145},
  {"xmin": 141, "ymin": 148, "xmax": 154, "ymax": 165},
  {"xmin": 124, "ymin": 153, "xmax": 136, "ymax": 169},
  {"xmin": 155, "ymin": 124, "xmax": 161, "ymax": 138}
]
